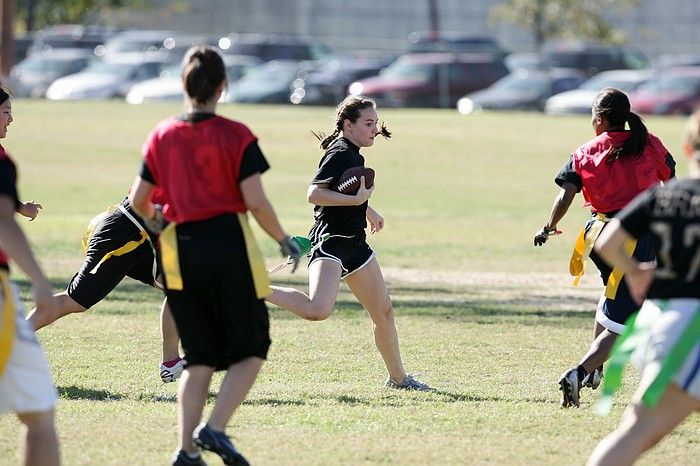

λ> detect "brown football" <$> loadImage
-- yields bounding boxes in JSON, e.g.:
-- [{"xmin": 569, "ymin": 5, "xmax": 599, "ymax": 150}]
[{"xmin": 331, "ymin": 167, "xmax": 375, "ymax": 194}]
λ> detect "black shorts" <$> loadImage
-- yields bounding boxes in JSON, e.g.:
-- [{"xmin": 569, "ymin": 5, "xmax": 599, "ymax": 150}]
[
  {"xmin": 163, "ymin": 214, "xmax": 271, "ymax": 370},
  {"xmin": 589, "ymin": 220, "xmax": 655, "ymax": 333},
  {"xmin": 67, "ymin": 200, "xmax": 159, "ymax": 309},
  {"xmin": 308, "ymin": 222, "xmax": 374, "ymax": 278}
]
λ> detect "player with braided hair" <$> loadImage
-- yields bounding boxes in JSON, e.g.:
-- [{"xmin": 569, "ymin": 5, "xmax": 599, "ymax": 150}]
[
  {"xmin": 587, "ymin": 109, "xmax": 700, "ymax": 466},
  {"xmin": 266, "ymin": 95, "xmax": 433, "ymax": 391},
  {"xmin": 534, "ymin": 88, "xmax": 676, "ymax": 408}
]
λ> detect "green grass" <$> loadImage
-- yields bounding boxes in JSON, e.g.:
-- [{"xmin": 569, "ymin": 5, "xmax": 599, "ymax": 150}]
[{"xmin": 0, "ymin": 101, "xmax": 697, "ymax": 465}]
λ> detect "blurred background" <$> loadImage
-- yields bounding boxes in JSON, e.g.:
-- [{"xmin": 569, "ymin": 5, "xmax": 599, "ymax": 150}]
[{"xmin": 1, "ymin": 0, "xmax": 700, "ymax": 114}]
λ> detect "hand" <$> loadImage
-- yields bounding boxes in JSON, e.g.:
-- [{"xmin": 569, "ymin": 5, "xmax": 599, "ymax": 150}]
[
  {"xmin": 366, "ymin": 208, "xmax": 384, "ymax": 234},
  {"xmin": 144, "ymin": 204, "xmax": 165, "ymax": 234},
  {"xmin": 533, "ymin": 225, "xmax": 559, "ymax": 246},
  {"xmin": 354, "ymin": 176, "xmax": 374, "ymax": 205},
  {"xmin": 279, "ymin": 235, "xmax": 302, "ymax": 273},
  {"xmin": 18, "ymin": 201, "xmax": 42, "ymax": 221}
]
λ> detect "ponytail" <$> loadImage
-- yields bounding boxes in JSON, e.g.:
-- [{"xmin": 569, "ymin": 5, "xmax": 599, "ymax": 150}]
[
  {"xmin": 593, "ymin": 88, "xmax": 649, "ymax": 164},
  {"xmin": 313, "ymin": 95, "xmax": 391, "ymax": 151}
]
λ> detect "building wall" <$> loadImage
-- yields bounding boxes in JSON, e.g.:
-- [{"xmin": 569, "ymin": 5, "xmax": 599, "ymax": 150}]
[{"xmin": 130, "ymin": 0, "xmax": 700, "ymax": 58}]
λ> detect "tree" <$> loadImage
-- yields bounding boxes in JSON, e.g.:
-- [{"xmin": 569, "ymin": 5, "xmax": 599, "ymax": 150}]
[
  {"xmin": 490, "ymin": 0, "xmax": 640, "ymax": 50},
  {"xmin": 16, "ymin": 0, "xmax": 157, "ymax": 32}
]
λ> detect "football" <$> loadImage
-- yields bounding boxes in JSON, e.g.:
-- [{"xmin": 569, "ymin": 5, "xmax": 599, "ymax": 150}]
[{"xmin": 331, "ymin": 167, "xmax": 375, "ymax": 195}]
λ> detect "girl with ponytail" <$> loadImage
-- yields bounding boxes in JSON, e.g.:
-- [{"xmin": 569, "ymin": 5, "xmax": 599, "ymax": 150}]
[
  {"xmin": 533, "ymin": 87, "xmax": 676, "ymax": 409},
  {"xmin": 267, "ymin": 95, "xmax": 434, "ymax": 392}
]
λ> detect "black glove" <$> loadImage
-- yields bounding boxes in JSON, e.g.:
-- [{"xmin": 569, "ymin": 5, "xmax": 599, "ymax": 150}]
[
  {"xmin": 533, "ymin": 225, "xmax": 555, "ymax": 246},
  {"xmin": 279, "ymin": 235, "xmax": 302, "ymax": 273},
  {"xmin": 144, "ymin": 204, "xmax": 165, "ymax": 234}
]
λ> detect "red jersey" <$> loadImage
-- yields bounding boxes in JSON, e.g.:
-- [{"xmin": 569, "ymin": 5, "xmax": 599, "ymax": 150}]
[
  {"xmin": 572, "ymin": 132, "xmax": 673, "ymax": 213},
  {"xmin": 142, "ymin": 116, "xmax": 256, "ymax": 224}
]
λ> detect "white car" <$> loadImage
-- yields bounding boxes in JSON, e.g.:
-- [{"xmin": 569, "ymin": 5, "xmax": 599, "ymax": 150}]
[
  {"xmin": 544, "ymin": 69, "xmax": 651, "ymax": 115},
  {"xmin": 6, "ymin": 48, "xmax": 95, "ymax": 98},
  {"xmin": 46, "ymin": 52, "xmax": 172, "ymax": 100},
  {"xmin": 126, "ymin": 55, "xmax": 261, "ymax": 104}
]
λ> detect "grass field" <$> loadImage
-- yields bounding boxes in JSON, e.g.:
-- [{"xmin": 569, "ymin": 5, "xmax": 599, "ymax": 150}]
[{"xmin": 0, "ymin": 101, "xmax": 697, "ymax": 465}]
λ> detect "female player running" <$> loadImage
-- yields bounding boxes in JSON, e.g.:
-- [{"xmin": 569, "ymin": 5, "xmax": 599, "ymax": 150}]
[
  {"xmin": 587, "ymin": 110, "xmax": 700, "ymax": 465},
  {"xmin": 266, "ymin": 95, "xmax": 433, "ymax": 391},
  {"xmin": 533, "ymin": 88, "xmax": 675, "ymax": 407},
  {"xmin": 130, "ymin": 46, "xmax": 300, "ymax": 466},
  {"xmin": 26, "ymin": 188, "xmax": 184, "ymax": 383},
  {"xmin": 0, "ymin": 87, "xmax": 62, "ymax": 466}
]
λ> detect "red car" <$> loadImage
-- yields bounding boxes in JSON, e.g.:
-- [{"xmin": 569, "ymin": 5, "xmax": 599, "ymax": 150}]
[
  {"xmin": 629, "ymin": 67, "xmax": 700, "ymax": 115},
  {"xmin": 348, "ymin": 52, "xmax": 508, "ymax": 108}
]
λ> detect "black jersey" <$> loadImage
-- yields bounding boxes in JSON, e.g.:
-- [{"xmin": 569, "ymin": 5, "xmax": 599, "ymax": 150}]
[
  {"xmin": 617, "ymin": 177, "xmax": 700, "ymax": 299},
  {"xmin": 311, "ymin": 137, "xmax": 367, "ymax": 233}
]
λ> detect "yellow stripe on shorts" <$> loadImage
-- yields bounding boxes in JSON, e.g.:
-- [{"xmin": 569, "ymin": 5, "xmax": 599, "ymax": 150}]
[
  {"xmin": 0, "ymin": 269, "xmax": 16, "ymax": 377},
  {"xmin": 238, "ymin": 213, "xmax": 271, "ymax": 299},
  {"xmin": 160, "ymin": 222, "xmax": 183, "ymax": 291}
]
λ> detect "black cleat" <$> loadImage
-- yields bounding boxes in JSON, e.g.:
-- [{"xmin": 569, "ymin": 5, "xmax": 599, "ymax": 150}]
[{"xmin": 193, "ymin": 423, "xmax": 250, "ymax": 466}]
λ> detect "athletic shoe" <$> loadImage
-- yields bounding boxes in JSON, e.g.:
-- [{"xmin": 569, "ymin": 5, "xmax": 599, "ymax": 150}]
[
  {"xmin": 385, "ymin": 374, "xmax": 435, "ymax": 391},
  {"xmin": 558, "ymin": 367, "xmax": 584, "ymax": 408},
  {"xmin": 582, "ymin": 367, "xmax": 602, "ymax": 390},
  {"xmin": 160, "ymin": 357, "xmax": 186, "ymax": 383},
  {"xmin": 193, "ymin": 423, "xmax": 250, "ymax": 466},
  {"xmin": 172, "ymin": 449, "xmax": 208, "ymax": 466}
]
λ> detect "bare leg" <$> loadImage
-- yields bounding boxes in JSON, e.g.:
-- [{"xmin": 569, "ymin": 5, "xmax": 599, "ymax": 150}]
[
  {"xmin": 207, "ymin": 357, "xmax": 263, "ymax": 430},
  {"xmin": 266, "ymin": 259, "xmax": 342, "ymax": 321},
  {"xmin": 26, "ymin": 292, "xmax": 86, "ymax": 331},
  {"xmin": 579, "ymin": 327, "xmax": 618, "ymax": 374},
  {"xmin": 587, "ymin": 383, "xmax": 700, "ymax": 466},
  {"xmin": 17, "ymin": 410, "xmax": 60, "ymax": 466},
  {"xmin": 345, "ymin": 258, "xmax": 407, "ymax": 382},
  {"xmin": 178, "ymin": 365, "xmax": 214, "ymax": 455},
  {"xmin": 160, "ymin": 298, "xmax": 180, "ymax": 362}
]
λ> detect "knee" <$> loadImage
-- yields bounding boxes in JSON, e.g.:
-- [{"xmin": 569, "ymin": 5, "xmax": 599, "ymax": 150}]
[{"xmin": 304, "ymin": 304, "xmax": 333, "ymax": 321}]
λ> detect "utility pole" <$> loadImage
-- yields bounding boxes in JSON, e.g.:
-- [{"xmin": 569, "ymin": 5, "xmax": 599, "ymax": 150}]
[
  {"xmin": 428, "ymin": 0, "xmax": 439, "ymax": 33},
  {"xmin": 0, "ymin": 0, "xmax": 14, "ymax": 77}
]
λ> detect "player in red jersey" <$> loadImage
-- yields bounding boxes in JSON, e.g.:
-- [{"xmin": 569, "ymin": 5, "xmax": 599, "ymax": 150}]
[
  {"xmin": 587, "ymin": 109, "xmax": 700, "ymax": 466},
  {"xmin": 26, "ymin": 187, "xmax": 184, "ymax": 383},
  {"xmin": 0, "ymin": 87, "xmax": 62, "ymax": 466},
  {"xmin": 533, "ymin": 88, "xmax": 676, "ymax": 408},
  {"xmin": 129, "ymin": 46, "xmax": 300, "ymax": 466},
  {"xmin": 265, "ymin": 95, "xmax": 434, "ymax": 391}
]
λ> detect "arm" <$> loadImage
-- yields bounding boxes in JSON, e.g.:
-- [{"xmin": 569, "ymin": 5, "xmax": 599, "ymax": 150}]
[
  {"xmin": 0, "ymin": 196, "xmax": 55, "ymax": 309},
  {"xmin": 366, "ymin": 204, "xmax": 384, "ymax": 234},
  {"xmin": 595, "ymin": 218, "xmax": 653, "ymax": 304},
  {"xmin": 241, "ymin": 174, "xmax": 301, "ymax": 271},
  {"xmin": 240, "ymin": 174, "xmax": 286, "ymax": 242},
  {"xmin": 129, "ymin": 176, "xmax": 156, "ymax": 220},
  {"xmin": 16, "ymin": 200, "xmax": 42, "ymax": 221},
  {"xmin": 533, "ymin": 181, "xmax": 578, "ymax": 246},
  {"xmin": 307, "ymin": 176, "xmax": 373, "ymax": 207}
]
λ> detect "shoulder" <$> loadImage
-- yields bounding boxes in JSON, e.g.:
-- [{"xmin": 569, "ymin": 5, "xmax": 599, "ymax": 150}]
[{"xmin": 213, "ymin": 116, "xmax": 257, "ymax": 140}]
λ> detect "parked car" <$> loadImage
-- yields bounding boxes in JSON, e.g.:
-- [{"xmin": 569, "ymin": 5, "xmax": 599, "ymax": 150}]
[
  {"xmin": 628, "ymin": 67, "xmax": 700, "ymax": 115},
  {"xmin": 45, "ymin": 53, "xmax": 172, "ymax": 100},
  {"xmin": 96, "ymin": 29, "xmax": 181, "ymax": 59},
  {"xmin": 349, "ymin": 52, "xmax": 509, "ymax": 108},
  {"xmin": 457, "ymin": 68, "xmax": 587, "ymax": 114},
  {"xmin": 223, "ymin": 60, "xmax": 316, "ymax": 104},
  {"xmin": 6, "ymin": 48, "xmax": 95, "ymax": 97},
  {"xmin": 218, "ymin": 33, "xmax": 331, "ymax": 62},
  {"xmin": 505, "ymin": 52, "xmax": 547, "ymax": 72},
  {"xmin": 126, "ymin": 55, "xmax": 261, "ymax": 104},
  {"xmin": 407, "ymin": 31, "xmax": 508, "ymax": 58},
  {"xmin": 545, "ymin": 69, "xmax": 652, "ymax": 115},
  {"xmin": 542, "ymin": 42, "xmax": 649, "ymax": 76},
  {"xmin": 29, "ymin": 24, "xmax": 118, "ymax": 56},
  {"xmin": 290, "ymin": 56, "xmax": 390, "ymax": 105}
]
